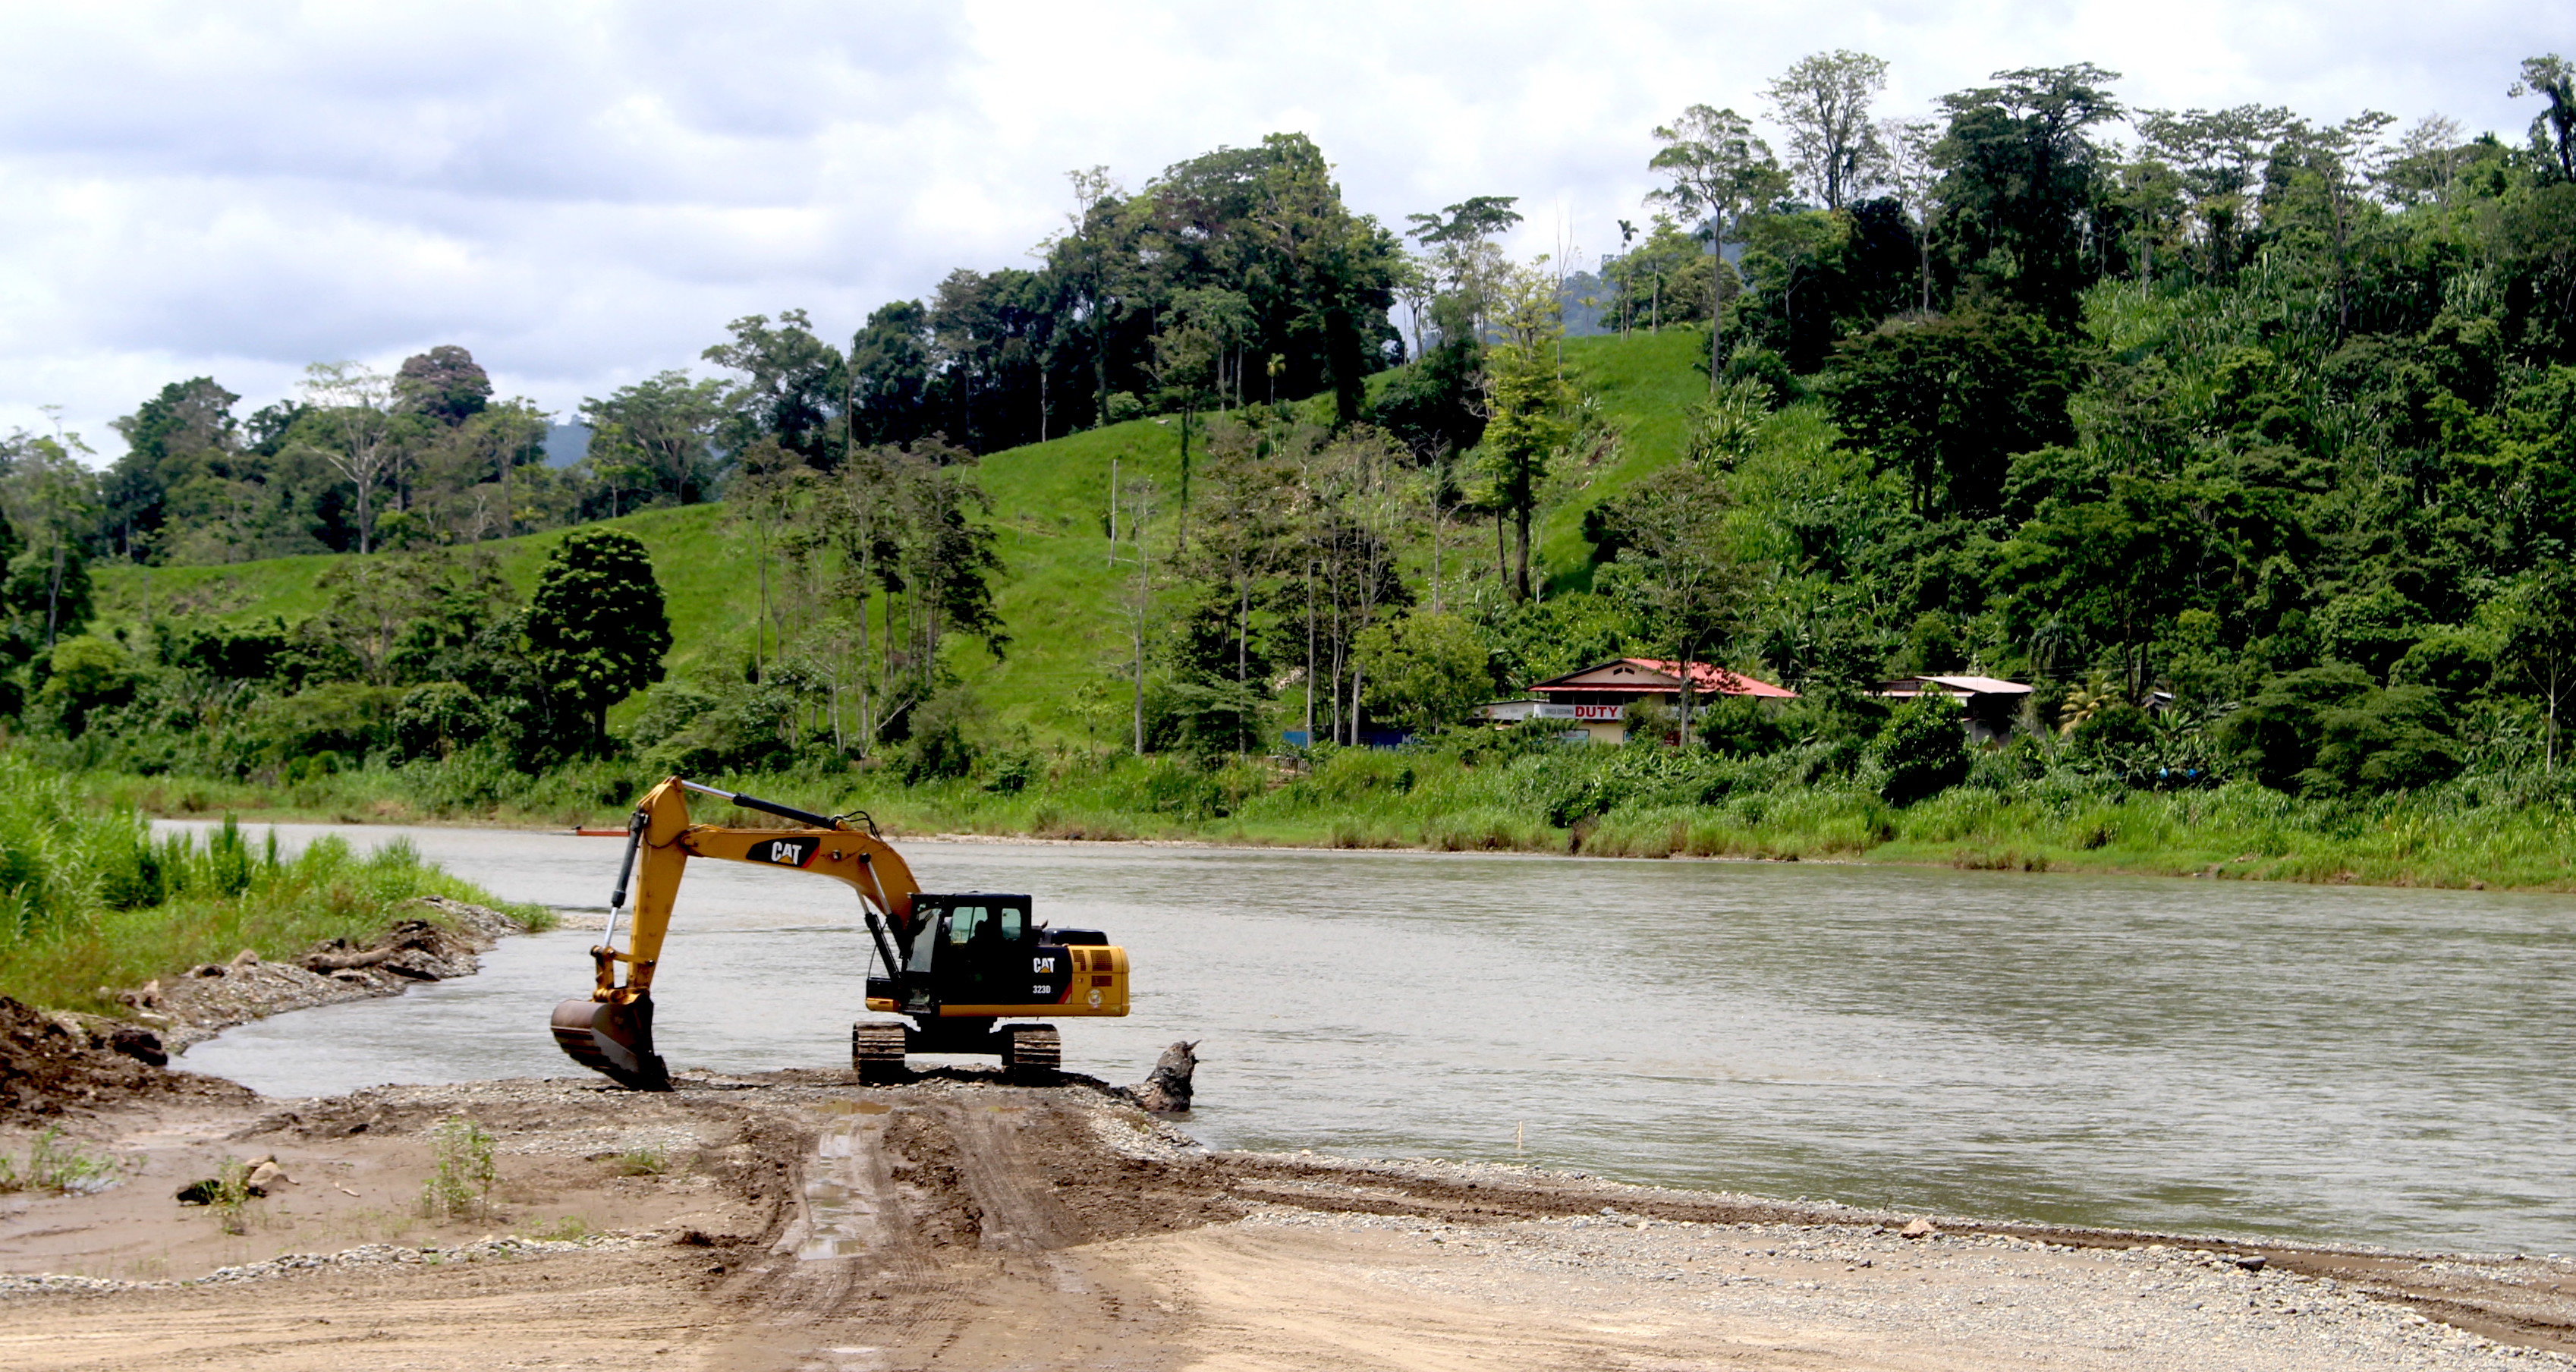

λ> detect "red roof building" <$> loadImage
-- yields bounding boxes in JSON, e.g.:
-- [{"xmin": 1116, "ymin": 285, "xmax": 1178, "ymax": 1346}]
[
  {"xmin": 1476, "ymin": 659, "xmax": 1798, "ymax": 743},
  {"xmin": 1530, "ymin": 658, "xmax": 1798, "ymax": 703}
]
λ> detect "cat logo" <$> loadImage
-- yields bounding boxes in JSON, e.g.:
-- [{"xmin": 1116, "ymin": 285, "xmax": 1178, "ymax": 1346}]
[
  {"xmin": 1032, "ymin": 957, "xmax": 1055, "ymax": 973},
  {"xmin": 760, "ymin": 837, "xmax": 819, "ymax": 868}
]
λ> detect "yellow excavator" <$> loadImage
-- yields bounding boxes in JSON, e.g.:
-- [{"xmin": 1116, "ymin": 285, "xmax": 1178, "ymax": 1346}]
[{"xmin": 549, "ymin": 776, "xmax": 1130, "ymax": 1090}]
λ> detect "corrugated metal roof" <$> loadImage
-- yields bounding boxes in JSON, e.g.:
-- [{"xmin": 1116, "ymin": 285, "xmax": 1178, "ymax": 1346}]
[{"xmin": 1876, "ymin": 674, "xmax": 2034, "ymax": 697}]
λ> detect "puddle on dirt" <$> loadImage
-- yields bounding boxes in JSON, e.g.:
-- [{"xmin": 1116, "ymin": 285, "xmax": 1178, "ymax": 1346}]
[{"xmin": 796, "ymin": 1122, "xmax": 889, "ymax": 1260}]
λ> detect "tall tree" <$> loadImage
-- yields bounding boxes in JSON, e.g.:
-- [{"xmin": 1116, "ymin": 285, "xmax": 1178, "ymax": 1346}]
[
  {"xmin": 926, "ymin": 267, "xmax": 1062, "ymax": 448},
  {"xmin": 1054, "ymin": 165, "xmax": 1130, "ymax": 430},
  {"xmin": 1151, "ymin": 317, "xmax": 1219, "ymax": 549},
  {"xmin": 1935, "ymin": 65, "xmax": 2123, "ymax": 322},
  {"xmin": 1405, "ymin": 195, "xmax": 1524, "ymax": 340},
  {"xmin": 106, "ymin": 377, "xmax": 238, "ymax": 562},
  {"xmin": 2503, "ymin": 562, "xmax": 2576, "ymax": 769},
  {"xmin": 2383, "ymin": 114, "xmax": 2472, "ymax": 207},
  {"xmin": 527, "ymin": 527, "xmax": 672, "ymax": 751},
  {"xmin": 2271, "ymin": 111, "xmax": 2395, "ymax": 337},
  {"xmin": 297, "ymin": 362, "xmax": 398, "ymax": 555},
  {"xmin": 1998, "ymin": 476, "xmax": 2210, "ymax": 700},
  {"xmin": 701, "ymin": 311, "xmax": 845, "ymax": 466},
  {"xmin": 395, "ymin": 345, "xmax": 492, "ymax": 426},
  {"xmin": 1764, "ymin": 50, "xmax": 1891, "ymax": 210},
  {"xmin": 1111, "ymin": 474, "xmax": 1158, "ymax": 754},
  {"xmin": 1817, "ymin": 310, "xmax": 2075, "ymax": 518},
  {"xmin": 2514, "ymin": 54, "xmax": 2576, "ymax": 183},
  {"xmin": 2133, "ymin": 104, "xmax": 2295, "ymax": 278},
  {"xmin": 1647, "ymin": 105, "xmax": 1788, "ymax": 389},
  {"xmin": 580, "ymin": 372, "xmax": 726, "ymax": 508},
  {"xmin": 1479, "ymin": 260, "xmax": 1573, "ymax": 600},
  {"xmin": 1234, "ymin": 133, "xmax": 1404, "ymax": 425},
  {"xmin": 1877, "ymin": 118, "xmax": 1942, "ymax": 310},
  {"xmin": 848, "ymin": 300, "xmax": 935, "ymax": 446}
]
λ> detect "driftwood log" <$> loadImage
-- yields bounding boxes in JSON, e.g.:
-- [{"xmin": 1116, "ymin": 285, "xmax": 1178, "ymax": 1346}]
[
  {"xmin": 301, "ymin": 920, "xmax": 442, "ymax": 974},
  {"xmin": 1131, "ymin": 1040, "xmax": 1198, "ymax": 1113}
]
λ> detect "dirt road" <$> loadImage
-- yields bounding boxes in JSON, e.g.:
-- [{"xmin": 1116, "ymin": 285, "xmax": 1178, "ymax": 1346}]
[{"xmin": 1, "ymin": 1072, "xmax": 2569, "ymax": 1370}]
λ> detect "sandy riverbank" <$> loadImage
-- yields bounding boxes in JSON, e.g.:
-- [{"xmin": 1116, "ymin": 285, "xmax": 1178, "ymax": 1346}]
[{"xmin": 1, "ymin": 1070, "xmax": 2571, "ymax": 1371}]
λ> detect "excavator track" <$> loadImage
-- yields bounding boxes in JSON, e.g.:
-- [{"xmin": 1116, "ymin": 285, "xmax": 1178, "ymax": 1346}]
[
  {"xmin": 853, "ymin": 1021, "xmax": 909, "ymax": 1084},
  {"xmin": 1003, "ymin": 1024, "xmax": 1060, "ymax": 1084}
]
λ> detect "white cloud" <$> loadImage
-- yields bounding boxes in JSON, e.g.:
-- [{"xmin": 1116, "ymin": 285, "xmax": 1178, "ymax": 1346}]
[{"xmin": 0, "ymin": 0, "xmax": 2561, "ymax": 458}]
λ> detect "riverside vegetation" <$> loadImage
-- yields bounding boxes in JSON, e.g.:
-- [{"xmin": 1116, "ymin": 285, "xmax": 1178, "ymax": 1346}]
[
  {"xmin": 5, "ymin": 55, "xmax": 2576, "ymax": 890},
  {"xmin": 0, "ymin": 756, "xmax": 545, "ymax": 1014}
]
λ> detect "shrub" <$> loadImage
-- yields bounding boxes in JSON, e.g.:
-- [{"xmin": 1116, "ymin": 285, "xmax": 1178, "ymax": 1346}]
[
  {"xmin": 1879, "ymin": 694, "xmax": 1970, "ymax": 806},
  {"xmin": 982, "ymin": 750, "xmax": 1038, "ymax": 794},
  {"xmin": 237, "ymin": 682, "xmax": 399, "ymax": 773},
  {"xmin": 645, "ymin": 681, "xmax": 798, "ymax": 777},
  {"xmin": 210, "ymin": 1156, "xmax": 254, "ymax": 1234},
  {"xmin": 1695, "ymin": 696, "xmax": 1792, "ymax": 756},
  {"xmin": 2217, "ymin": 664, "xmax": 2460, "ymax": 795},
  {"xmin": 609, "ymin": 1145, "xmax": 667, "ymax": 1177},
  {"xmin": 2219, "ymin": 663, "xmax": 2376, "ymax": 791},
  {"xmin": 897, "ymin": 691, "xmax": 979, "ymax": 784},
  {"xmin": 36, "ymin": 637, "xmax": 134, "ymax": 738},
  {"xmin": 2068, "ymin": 701, "xmax": 2156, "ymax": 763},
  {"xmin": 1143, "ymin": 677, "xmax": 1266, "ymax": 757},
  {"xmin": 2304, "ymin": 684, "xmax": 2460, "ymax": 795},
  {"xmin": 1356, "ymin": 611, "xmax": 1492, "ymax": 734},
  {"xmin": 421, "ymin": 1115, "xmax": 499, "ymax": 1222},
  {"xmin": 2392, "ymin": 629, "xmax": 2496, "ymax": 703},
  {"xmin": 394, "ymin": 681, "xmax": 489, "ymax": 762}
]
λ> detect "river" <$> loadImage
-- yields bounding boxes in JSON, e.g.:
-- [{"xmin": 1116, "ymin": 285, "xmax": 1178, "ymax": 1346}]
[{"xmin": 161, "ymin": 821, "xmax": 2576, "ymax": 1255}]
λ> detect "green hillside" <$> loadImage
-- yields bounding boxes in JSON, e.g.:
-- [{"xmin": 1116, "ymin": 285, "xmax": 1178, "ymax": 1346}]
[{"xmin": 90, "ymin": 330, "xmax": 1706, "ymax": 739}]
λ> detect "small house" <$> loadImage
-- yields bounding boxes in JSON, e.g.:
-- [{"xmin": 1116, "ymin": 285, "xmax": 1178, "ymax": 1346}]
[
  {"xmin": 1873, "ymin": 674, "xmax": 2034, "ymax": 744},
  {"xmin": 1477, "ymin": 658, "xmax": 1798, "ymax": 744}
]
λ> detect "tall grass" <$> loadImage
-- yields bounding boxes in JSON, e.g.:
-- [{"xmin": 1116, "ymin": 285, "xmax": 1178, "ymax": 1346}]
[{"xmin": 0, "ymin": 756, "xmax": 547, "ymax": 1013}]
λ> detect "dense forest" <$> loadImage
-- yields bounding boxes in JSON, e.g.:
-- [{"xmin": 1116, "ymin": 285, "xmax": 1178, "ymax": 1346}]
[{"xmin": 7, "ymin": 52, "xmax": 2576, "ymax": 851}]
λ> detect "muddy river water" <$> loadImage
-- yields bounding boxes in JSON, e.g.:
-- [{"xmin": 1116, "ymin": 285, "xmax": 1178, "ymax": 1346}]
[{"xmin": 162, "ymin": 823, "xmax": 2576, "ymax": 1255}]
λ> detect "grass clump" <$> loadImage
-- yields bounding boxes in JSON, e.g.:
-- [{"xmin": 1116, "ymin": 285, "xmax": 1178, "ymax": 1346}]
[
  {"xmin": 0, "ymin": 1127, "xmax": 120, "ymax": 1196},
  {"xmin": 421, "ymin": 1115, "xmax": 499, "ymax": 1223},
  {"xmin": 609, "ymin": 1145, "xmax": 668, "ymax": 1177},
  {"xmin": 527, "ymin": 1214, "xmax": 598, "ymax": 1242},
  {"xmin": 210, "ymin": 1157, "xmax": 255, "ymax": 1234}
]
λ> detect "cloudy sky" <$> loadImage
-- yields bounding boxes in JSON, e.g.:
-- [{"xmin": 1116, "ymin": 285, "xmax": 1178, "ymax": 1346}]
[{"xmin": 1, "ymin": 1, "xmax": 2561, "ymax": 460}]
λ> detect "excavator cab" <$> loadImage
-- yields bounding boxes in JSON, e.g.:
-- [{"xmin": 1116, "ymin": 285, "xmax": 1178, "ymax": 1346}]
[
  {"xmin": 857, "ymin": 893, "xmax": 1125, "ymax": 1081},
  {"xmin": 551, "ymin": 778, "xmax": 1129, "ymax": 1091}
]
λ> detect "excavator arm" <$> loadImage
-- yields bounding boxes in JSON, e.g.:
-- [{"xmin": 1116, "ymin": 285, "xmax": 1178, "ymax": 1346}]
[{"xmin": 549, "ymin": 776, "xmax": 926, "ymax": 1089}]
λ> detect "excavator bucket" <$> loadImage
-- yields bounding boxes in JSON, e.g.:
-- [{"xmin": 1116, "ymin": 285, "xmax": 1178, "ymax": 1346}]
[{"xmin": 550, "ymin": 996, "xmax": 670, "ymax": 1090}]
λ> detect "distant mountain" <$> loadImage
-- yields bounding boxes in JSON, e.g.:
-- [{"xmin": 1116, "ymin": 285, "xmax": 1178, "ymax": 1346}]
[
  {"xmin": 1558, "ymin": 271, "xmax": 1612, "ymax": 338},
  {"xmin": 543, "ymin": 422, "xmax": 591, "ymax": 469}
]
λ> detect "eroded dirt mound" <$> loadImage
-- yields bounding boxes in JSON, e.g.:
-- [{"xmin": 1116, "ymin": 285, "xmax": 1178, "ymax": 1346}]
[
  {"xmin": 131, "ymin": 895, "xmax": 527, "ymax": 1051},
  {"xmin": 0, "ymin": 997, "xmax": 247, "ymax": 1122}
]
